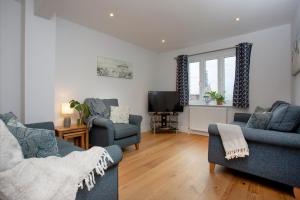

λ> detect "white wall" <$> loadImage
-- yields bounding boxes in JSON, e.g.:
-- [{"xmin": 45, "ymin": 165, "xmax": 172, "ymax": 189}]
[
  {"xmin": 0, "ymin": 0, "xmax": 22, "ymax": 119},
  {"xmin": 55, "ymin": 19, "xmax": 158, "ymax": 131},
  {"xmin": 23, "ymin": 0, "xmax": 56, "ymax": 123},
  {"xmin": 157, "ymin": 24, "xmax": 292, "ymax": 132},
  {"xmin": 292, "ymin": 2, "xmax": 300, "ymax": 105}
]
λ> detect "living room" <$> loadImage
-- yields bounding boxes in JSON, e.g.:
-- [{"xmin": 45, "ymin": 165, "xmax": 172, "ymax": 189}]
[{"xmin": 0, "ymin": 0, "xmax": 300, "ymax": 200}]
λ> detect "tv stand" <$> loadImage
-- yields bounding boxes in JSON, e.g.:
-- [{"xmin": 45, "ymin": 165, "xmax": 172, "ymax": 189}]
[{"xmin": 150, "ymin": 112, "xmax": 179, "ymax": 134}]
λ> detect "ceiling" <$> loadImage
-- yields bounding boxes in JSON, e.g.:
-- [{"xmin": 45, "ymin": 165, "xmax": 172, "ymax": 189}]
[{"xmin": 35, "ymin": 0, "xmax": 298, "ymax": 52}]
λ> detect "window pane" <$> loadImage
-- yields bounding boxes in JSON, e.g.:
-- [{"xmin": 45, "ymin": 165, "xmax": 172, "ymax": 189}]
[
  {"xmin": 189, "ymin": 62, "xmax": 200, "ymax": 101},
  {"xmin": 224, "ymin": 56, "xmax": 236, "ymax": 102},
  {"xmin": 205, "ymin": 59, "xmax": 218, "ymax": 93}
]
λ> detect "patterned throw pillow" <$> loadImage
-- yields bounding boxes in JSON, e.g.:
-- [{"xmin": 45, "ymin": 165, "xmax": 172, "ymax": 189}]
[
  {"xmin": 7, "ymin": 125, "xmax": 59, "ymax": 158},
  {"xmin": 254, "ymin": 106, "xmax": 271, "ymax": 113},
  {"xmin": 0, "ymin": 112, "xmax": 17, "ymax": 124},
  {"xmin": 110, "ymin": 106, "xmax": 130, "ymax": 123},
  {"xmin": 246, "ymin": 112, "xmax": 272, "ymax": 130},
  {"xmin": 6, "ymin": 118, "xmax": 26, "ymax": 128}
]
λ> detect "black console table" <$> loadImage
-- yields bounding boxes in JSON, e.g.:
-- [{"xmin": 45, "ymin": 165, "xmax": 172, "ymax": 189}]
[{"xmin": 150, "ymin": 113, "xmax": 178, "ymax": 134}]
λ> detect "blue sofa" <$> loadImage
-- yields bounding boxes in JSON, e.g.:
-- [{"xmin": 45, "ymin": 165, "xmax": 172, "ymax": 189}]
[
  {"xmin": 26, "ymin": 122, "xmax": 123, "ymax": 200},
  {"xmin": 208, "ymin": 113, "xmax": 300, "ymax": 199},
  {"xmin": 84, "ymin": 98, "xmax": 142, "ymax": 149}
]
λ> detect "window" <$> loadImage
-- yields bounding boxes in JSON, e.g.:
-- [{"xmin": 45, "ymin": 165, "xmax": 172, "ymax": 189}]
[{"xmin": 188, "ymin": 49, "xmax": 236, "ymax": 106}]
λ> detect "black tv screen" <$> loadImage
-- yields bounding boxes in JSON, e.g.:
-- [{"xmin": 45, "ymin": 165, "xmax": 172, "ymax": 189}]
[{"xmin": 148, "ymin": 91, "xmax": 183, "ymax": 112}]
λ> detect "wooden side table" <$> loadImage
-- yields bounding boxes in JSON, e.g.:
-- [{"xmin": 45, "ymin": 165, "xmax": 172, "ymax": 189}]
[{"xmin": 55, "ymin": 125, "xmax": 89, "ymax": 149}]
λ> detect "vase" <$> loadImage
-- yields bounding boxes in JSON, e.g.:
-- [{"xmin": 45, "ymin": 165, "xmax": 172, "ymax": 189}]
[{"xmin": 77, "ymin": 118, "xmax": 83, "ymax": 126}]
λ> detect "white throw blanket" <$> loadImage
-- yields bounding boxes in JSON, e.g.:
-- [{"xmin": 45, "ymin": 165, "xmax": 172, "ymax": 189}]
[
  {"xmin": 216, "ymin": 123, "xmax": 249, "ymax": 160},
  {"xmin": 0, "ymin": 120, "xmax": 113, "ymax": 200}
]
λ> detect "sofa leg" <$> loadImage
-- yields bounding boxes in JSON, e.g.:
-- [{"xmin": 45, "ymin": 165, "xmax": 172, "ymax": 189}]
[
  {"xmin": 135, "ymin": 143, "xmax": 139, "ymax": 150},
  {"xmin": 209, "ymin": 163, "xmax": 215, "ymax": 173},
  {"xmin": 294, "ymin": 187, "xmax": 300, "ymax": 200}
]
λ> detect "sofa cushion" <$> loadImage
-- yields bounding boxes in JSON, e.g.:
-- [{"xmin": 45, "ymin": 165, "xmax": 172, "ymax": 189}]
[
  {"xmin": 268, "ymin": 104, "xmax": 300, "ymax": 132},
  {"xmin": 7, "ymin": 125, "xmax": 59, "ymax": 158},
  {"xmin": 114, "ymin": 123, "xmax": 139, "ymax": 139},
  {"xmin": 270, "ymin": 100, "xmax": 289, "ymax": 112},
  {"xmin": 246, "ymin": 112, "xmax": 272, "ymax": 130}
]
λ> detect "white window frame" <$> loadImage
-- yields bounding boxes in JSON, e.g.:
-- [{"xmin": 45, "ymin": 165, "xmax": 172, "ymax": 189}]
[{"xmin": 188, "ymin": 48, "xmax": 236, "ymax": 106}]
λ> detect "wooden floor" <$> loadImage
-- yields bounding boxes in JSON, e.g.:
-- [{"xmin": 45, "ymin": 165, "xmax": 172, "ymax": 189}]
[{"xmin": 119, "ymin": 132, "xmax": 294, "ymax": 200}]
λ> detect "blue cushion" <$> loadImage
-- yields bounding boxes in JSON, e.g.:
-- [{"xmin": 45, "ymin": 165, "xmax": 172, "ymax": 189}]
[
  {"xmin": 7, "ymin": 125, "xmax": 59, "ymax": 158},
  {"xmin": 268, "ymin": 104, "xmax": 300, "ymax": 132},
  {"xmin": 114, "ymin": 123, "xmax": 138, "ymax": 139},
  {"xmin": 270, "ymin": 100, "xmax": 289, "ymax": 112},
  {"xmin": 246, "ymin": 112, "xmax": 272, "ymax": 130},
  {"xmin": 0, "ymin": 112, "xmax": 17, "ymax": 123}
]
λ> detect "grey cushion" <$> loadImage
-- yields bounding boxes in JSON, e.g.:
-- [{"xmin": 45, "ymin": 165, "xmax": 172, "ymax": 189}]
[
  {"xmin": 268, "ymin": 104, "xmax": 300, "ymax": 132},
  {"xmin": 254, "ymin": 106, "xmax": 271, "ymax": 113},
  {"xmin": 7, "ymin": 125, "xmax": 59, "ymax": 158},
  {"xmin": 114, "ymin": 123, "xmax": 139, "ymax": 139},
  {"xmin": 246, "ymin": 112, "xmax": 272, "ymax": 130},
  {"xmin": 0, "ymin": 112, "xmax": 17, "ymax": 123}
]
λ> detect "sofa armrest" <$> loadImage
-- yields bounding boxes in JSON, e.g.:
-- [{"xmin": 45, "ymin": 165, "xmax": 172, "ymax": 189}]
[
  {"xmin": 93, "ymin": 117, "xmax": 114, "ymax": 129},
  {"xmin": 25, "ymin": 121, "xmax": 55, "ymax": 131},
  {"xmin": 208, "ymin": 124, "xmax": 300, "ymax": 149},
  {"xmin": 105, "ymin": 145, "xmax": 123, "ymax": 168},
  {"xmin": 234, "ymin": 113, "xmax": 252, "ymax": 123},
  {"xmin": 129, "ymin": 114, "xmax": 142, "ymax": 127}
]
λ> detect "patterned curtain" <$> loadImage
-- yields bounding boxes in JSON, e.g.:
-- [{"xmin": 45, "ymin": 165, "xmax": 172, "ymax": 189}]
[
  {"xmin": 233, "ymin": 43, "xmax": 252, "ymax": 108},
  {"xmin": 176, "ymin": 55, "xmax": 189, "ymax": 106}
]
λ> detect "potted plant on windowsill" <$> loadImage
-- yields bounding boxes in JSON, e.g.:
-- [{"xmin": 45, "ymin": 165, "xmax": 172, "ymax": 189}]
[
  {"xmin": 69, "ymin": 100, "xmax": 90, "ymax": 125},
  {"xmin": 205, "ymin": 91, "xmax": 225, "ymax": 105}
]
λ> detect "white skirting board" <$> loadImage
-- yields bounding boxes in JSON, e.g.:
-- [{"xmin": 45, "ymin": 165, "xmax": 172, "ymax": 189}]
[{"xmin": 189, "ymin": 106, "xmax": 228, "ymax": 132}]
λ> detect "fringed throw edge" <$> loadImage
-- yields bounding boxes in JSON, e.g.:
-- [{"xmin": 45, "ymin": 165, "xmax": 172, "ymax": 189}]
[
  {"xmin": 225, "ymin": 147, "xmax": 249, "ymax": 160},
  {"xmin": 78, "ymin": 150, "xmax": 114, "ymax": 191}
]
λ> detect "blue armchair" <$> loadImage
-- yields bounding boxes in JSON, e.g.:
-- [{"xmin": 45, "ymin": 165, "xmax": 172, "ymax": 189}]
[{"xmin": 84, "ymin": 98, "xmax": 142, "ymax": 150}]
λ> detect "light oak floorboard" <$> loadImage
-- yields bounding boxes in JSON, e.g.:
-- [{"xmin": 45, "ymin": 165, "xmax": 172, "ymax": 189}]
[{"xmin": 119, "ymin": 132, "xmax": 294, "ymax": 200}]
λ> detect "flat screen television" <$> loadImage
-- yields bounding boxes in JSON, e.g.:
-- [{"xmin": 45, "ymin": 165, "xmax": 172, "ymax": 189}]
[{"xmin": 148, "ymin": 91, "xmax": 183, "ymax": 113}]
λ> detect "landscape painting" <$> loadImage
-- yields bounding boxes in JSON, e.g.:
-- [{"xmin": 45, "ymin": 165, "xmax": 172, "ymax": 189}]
[{"xmin": 97, "ymin": 56, "xmax": 133, "ymax": 79}]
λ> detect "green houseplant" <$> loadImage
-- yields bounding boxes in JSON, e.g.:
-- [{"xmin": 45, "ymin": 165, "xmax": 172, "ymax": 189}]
[
  {"xmin": 69, "ymin": 100, "xmax": 90, "ymax": 125},
  {"xmin": 205, "ymin": 91, "xmax": 225, "ymax": 105}
]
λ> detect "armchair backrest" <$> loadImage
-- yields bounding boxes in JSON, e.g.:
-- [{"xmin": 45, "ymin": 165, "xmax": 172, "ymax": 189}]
[{"xmin": 84, "ymin": 98, "xmax": 119, "ymax": 119}]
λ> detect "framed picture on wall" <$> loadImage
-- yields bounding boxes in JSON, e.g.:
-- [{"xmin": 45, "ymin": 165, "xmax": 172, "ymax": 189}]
[
  {"xmin": 97, "ymin": 56, "xmax": 133, "ymax": 79},
  {"xmin": 292, "ymin": 39, "xmax": 300, "ymax": 76}
]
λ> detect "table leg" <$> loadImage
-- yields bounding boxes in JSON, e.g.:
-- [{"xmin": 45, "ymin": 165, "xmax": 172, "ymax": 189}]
[
  {"xmin": 81, "ymin": 134, "xmax": 85, "ymax": 149},
  {"xmin": 85, "ymin": 129, "xmax": 89, "ymax": 149}
]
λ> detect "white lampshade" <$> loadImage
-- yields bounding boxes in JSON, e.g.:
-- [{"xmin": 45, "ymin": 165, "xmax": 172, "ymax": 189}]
[{"xmin": 61, "ymin": 103, "xmax": 74, "ymax": 115}]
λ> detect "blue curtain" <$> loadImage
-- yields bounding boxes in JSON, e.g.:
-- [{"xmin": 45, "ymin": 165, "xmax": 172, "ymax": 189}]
[
  {"xmin": 233, "ymin": 43, "xmax": 252, "ymax": 108},
  {"xmin": 176, "ymin": 55, "xmax": 189, "ymax": 106}
]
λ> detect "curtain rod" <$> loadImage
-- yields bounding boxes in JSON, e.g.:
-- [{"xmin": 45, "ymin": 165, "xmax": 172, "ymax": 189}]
[{"xmin": 174, "ymin": 46, "xmax": 236, "ymax": 60}]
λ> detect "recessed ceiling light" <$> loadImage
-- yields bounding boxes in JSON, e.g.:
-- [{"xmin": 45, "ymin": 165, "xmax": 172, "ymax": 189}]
[
  {"xmin": 109, "ymin": 13, "xmax": 114, "ymax": 17},
  {"xmin": 235, "ymin": 17, "xmax": 240, "ymax": 21},
  {"xmin": 161, "ymin": 39, "xmax": 166, "ymax": 44}
]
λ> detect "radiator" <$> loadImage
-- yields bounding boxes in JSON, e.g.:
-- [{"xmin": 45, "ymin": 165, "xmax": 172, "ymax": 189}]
[{"xmin": 189, "ymin": 106, "xmax": 228, "ymax": 132}]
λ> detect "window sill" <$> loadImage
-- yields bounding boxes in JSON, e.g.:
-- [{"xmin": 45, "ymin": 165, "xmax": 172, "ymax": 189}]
[{"xmin": 189, "ymin": 103, "xmax": 233, "ymax": 108}]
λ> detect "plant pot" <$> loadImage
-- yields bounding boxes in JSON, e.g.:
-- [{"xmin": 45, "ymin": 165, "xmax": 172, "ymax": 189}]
[{"xmin": 216, "ymin": 100, "xmax": 223, "ymax": 105}]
